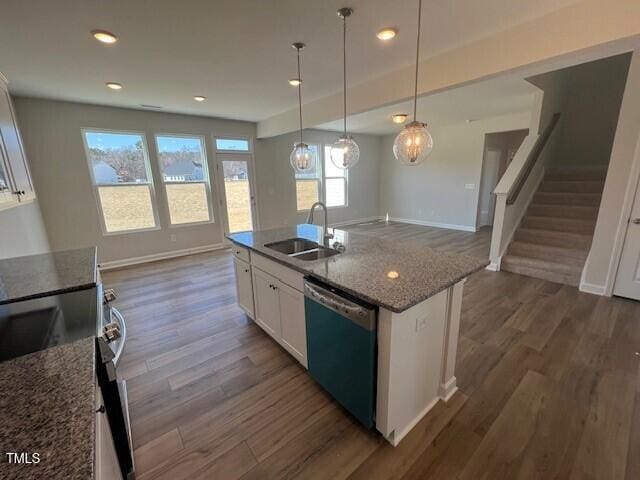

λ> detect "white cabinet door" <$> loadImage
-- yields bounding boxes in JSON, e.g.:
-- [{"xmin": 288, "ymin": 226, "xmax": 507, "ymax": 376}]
[
  {"xmin": 252, "ymin": 268, "xmax": 281, "ymax": 339},
  {"xmin": 95, "ymin": 386, "xmax": 123, "ymax": 480},
  {"xmin": 0, "ymin": 86, "xmax": 33, "ymax": 199},
  {"xmin": 233, "ymin": 257, "xmax": 254, "ymax": 318},
  {"xmin": 0, "ymin": 138, "xmax": 13, "ymax": 205},
  {"xmin": 278, "ymin": 281, "xmax": 307, "ymax": 368}
]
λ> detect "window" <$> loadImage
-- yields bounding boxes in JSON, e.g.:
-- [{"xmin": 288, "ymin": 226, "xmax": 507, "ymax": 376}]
[
  {"xmin": 156, "ymin": 135, "xmax": 212, "ymax": 225},
  {"xmin": 295, "ymin": 144, "xmax": 321, "ymax": 211},
  {"xmin": 324, "ymin": 145, "xmax": 348, "ymax": 207},
  {"xmin": 83, "ymin": 130, "xmax": 158, "ymax": 234},
  {"xmin": 215, "ymin": 137, "xmax": 250, "ymax": 152}
]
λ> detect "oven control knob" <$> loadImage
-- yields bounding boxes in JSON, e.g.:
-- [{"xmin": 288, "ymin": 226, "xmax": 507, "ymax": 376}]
[
  {"xmin": 103, "ymin": 289, "xmax": 117, "ymax": 304},
  {"xmin": 103, "ymin": 322, "xmax": 121, "ymax": 342}
]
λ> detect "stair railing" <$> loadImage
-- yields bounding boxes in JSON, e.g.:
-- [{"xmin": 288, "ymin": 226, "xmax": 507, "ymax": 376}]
[
  {"xmin": 488, "ymin": 112, "xmax": 561, "ymax": 271},
  {"xmin": 507, "ymin": 113, "xmax": 561, "ymax": 205}
]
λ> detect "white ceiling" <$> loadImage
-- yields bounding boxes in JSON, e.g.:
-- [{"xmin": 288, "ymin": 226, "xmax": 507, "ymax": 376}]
[
  {"xmin": 0, "ymin": 0, "xmax": 581, "ymax": 122},
  {"xmin": 316, "ymin": 74, "xmax": 538, "ymax": 135}
]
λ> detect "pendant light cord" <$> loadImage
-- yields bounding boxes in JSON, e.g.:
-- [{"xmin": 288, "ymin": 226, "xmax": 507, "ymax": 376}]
[
  {"xmin": 342, "ymin": 13, "xmax": 347, "ymax": 136},
  {"xmin": 413, "ymin": 0, "xmax": 422, "ymax": 122},
  {"xmin": 297, "ymin": 47, "xmax": 304, "ymax": 145}
]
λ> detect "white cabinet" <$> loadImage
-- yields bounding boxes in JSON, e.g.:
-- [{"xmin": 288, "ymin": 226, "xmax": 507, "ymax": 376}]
[
  {"xmin": 0, "ymin": 140, "xmax": 12, "ymax": 205},
  {"xmin": 0, "ymin": 73, "xmax": 34, "ymax": 209},
  {"xmin": 233, "ymin": 257, "xmax": 255, "ymax": 318},
  {"xmin": 235, "ymin": 250, "xmax": 307, "ymax": 368},
  {"xmin": 278, "ymin": 281, "xmax": 307, "ymax": 367},
  {"xmin": 95, "ymin": 385, "xmax": 122, "ymax": 480},
  {"xmin": 252, "ymin": 267, "xmax": 282, "ymax": 339}
]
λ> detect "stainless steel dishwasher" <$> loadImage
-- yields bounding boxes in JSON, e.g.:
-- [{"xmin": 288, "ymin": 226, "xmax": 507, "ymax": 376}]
[{"xmin": 304, "ymin": 278, "xmax": 377, "ymax": 428}]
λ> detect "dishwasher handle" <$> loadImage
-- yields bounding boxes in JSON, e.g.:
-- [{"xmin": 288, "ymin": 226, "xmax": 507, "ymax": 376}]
[{"xmin": 304, "ymin": 281, "xmax": 376, "ymax": 331}]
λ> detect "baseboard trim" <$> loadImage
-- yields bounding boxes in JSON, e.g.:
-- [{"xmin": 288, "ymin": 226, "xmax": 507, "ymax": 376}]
[
  {"xmin": 579, "ymin": 281, "xmax": 607, "ymax": 296},
  {"xmin": 99, "ymin": 243, "xmax": 228, "ymax": 271},
  {"xmin": 386, "ymin": 396, "xmax": 441, "ymax": 447},
  {"xmin": 439, "ymin": 377, "xmax": 458, "ymax": 401},
  {"xmin": 389, "ymin": 217, "xmax": 478, "ymax": 232},
  {"xmin": 486, "ymin": 259, "xmax": 501, "ymax": 272},
  {"xmin": 330, "ymin": 216, "xmax": 383, "ymax": 227}
]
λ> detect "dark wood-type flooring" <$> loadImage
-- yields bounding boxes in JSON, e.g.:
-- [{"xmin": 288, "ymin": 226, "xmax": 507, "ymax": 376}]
[{"xmin": 102, "ymin": 221, "xmax": 640, "ymax": 479}]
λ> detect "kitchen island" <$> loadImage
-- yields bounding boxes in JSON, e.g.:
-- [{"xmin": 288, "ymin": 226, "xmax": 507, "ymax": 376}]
[{"xmin": 227, "ymin": 224, "xmax": 488, "ymax": 446}]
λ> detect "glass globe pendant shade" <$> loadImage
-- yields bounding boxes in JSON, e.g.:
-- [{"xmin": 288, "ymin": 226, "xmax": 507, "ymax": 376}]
[
  {"xmin": 289, "ymin": 142, "xmax": 316, "ymax": 173},
  {"xmin": 393, "ymin": 121, "xmax": 434, "ymax": 166},
  {"xmin": 330, "ymin": 135, "xmax": 360, "ymax": 169}
]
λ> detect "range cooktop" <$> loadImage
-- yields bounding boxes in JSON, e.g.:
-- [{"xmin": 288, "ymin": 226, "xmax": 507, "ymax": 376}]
[{"xmin": 0, "ymin": 287, "xmax": 98, "ymax": 362}]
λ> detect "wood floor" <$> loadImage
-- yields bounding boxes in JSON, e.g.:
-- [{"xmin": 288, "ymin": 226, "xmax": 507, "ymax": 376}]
[{"xmin": 102, "ymin": 222, "xmax": 640, "ymax": 480}]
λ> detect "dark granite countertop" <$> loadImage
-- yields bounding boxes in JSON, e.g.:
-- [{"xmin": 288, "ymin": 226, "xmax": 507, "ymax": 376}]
[
  {"xmin": 0, "ymin": 337, "xmax": 96, "ymax": 480},
  {"xmin": 227, "ymin": 224, "xmax": 488, "ymax": 313},
  {"xmin": 0, "ymin": 247, "xmax": 97, "ymax": 305}
]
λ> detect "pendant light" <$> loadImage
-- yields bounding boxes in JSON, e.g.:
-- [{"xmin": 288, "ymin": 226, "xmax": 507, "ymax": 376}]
[
  {"xmin": 289, "ymin": 42, "xmax": 316, "ymax": 173},
  {"xmin": 393, "ymin": 0, "xmax": 433, "ymax": 166},
  {"xmin": 330, "ymin": 7, "xmax": 360, "ymax": 170}
]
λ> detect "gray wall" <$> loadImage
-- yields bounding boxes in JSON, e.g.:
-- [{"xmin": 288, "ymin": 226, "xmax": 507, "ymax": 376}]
[
  {"xmin": 14, "ymin": 97, "xmax": 255, "ymax": 264},
  {"xmin": 528, "ymin": 53, "xmax": 631, "ymax": 168},
  {"xmin": 379, "ymin": 113, "xmax": 531, "ymax": 230},
  {"xmin": 254, "ymin": 129, "xmax": 381, "ymax": 229},
  {"xmin": 0, "ymin": 201, "xmax": 50, "ymax": 259}
]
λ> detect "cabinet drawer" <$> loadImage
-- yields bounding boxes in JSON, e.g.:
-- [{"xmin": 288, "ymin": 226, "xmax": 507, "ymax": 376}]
[
  {"xmin": 251, "ymin": 253, "xmax": 304, "ymax": 292},
  {"xmin": 231, "ymin": 244, "xmax": 250, "ymax": 263}
]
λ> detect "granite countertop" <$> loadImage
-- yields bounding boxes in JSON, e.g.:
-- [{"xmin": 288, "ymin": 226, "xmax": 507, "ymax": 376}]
[
  {"xmin": 227, "ymin": 224, "xmax": 488, "ymax": 313},
  {"xmin": 0, "ymin": 337, "xmax": 96, "ymax": 480},
  {"xmin": 0, "ymin": 247, "xmax": 97, "ymax": 305}
]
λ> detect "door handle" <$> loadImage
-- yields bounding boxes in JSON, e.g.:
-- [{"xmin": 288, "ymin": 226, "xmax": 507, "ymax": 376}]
[{"xmin": 632, "ymin": 218, "xmax": 640, "ymax": 225}]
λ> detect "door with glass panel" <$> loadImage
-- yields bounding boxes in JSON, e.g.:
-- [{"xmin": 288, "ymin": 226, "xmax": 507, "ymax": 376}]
[{"xmin": 216, "ymin": 154, "xmax": 257, "ymax": 234}]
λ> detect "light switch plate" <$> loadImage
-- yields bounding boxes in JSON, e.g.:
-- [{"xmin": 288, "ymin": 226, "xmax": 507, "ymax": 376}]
[{"xmin": 465, "ymin": 183, "xmax": 476, "ymax": 190}]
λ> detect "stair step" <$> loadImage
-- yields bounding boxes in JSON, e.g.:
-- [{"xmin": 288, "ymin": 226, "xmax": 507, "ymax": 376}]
[
  {"xmin": 501, "ymin": 255, "xmax": 581, "ymax": 286},
  {"xmin": 545, "ymin": 168, "xmax": 608, "ymax": 182},
  {"xmin": 507, "ymin": 241, "xmax": 588, "ymax": 265},
  {"xmin": 533, "ymin": 192, "xmax": 602, "ymax": 206},
  {"xmin": 514, "ymin": 228, "xmax": 594, "ymax": 250},
  {"xmin": 527, "ymin": 204, "xmax": 599, "ymax": 220},
  {"xmin": 521, "ymin": 216, "xmax": 596, "ymax": 235},
  {"xmin": 538, "ymin": 180, "xmax": 605, "ymax": 194}
]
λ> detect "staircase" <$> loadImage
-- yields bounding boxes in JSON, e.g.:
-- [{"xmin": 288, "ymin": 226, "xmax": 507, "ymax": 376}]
[{"xmin": 501, "ymin": 168, "xmax": 607, "ymax": 286}]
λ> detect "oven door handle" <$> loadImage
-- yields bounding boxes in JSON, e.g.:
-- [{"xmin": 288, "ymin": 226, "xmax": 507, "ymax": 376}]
[{"xmin": 110, "ymin": 307, "xmax": 127, "ymax": 367}]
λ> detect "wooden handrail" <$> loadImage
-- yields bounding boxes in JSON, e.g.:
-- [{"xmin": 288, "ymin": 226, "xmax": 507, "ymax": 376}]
[{"xmin": 506, "ymin": 112, "xmax": 561, "ymax": 205}]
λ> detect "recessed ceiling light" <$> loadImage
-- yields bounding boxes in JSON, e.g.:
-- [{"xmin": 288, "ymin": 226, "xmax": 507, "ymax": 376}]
[
  {"xmin": 106, "ymin": 82, "xmax": 123, "ymax": 90},
  {"xmin": 391, "ymin": 113, "xmax": 407, "ymax": 124},
  {"xmin": 387, "ymin": 270, "xmax": 399, "ymax": 279},
  {"xmin": 288, "ymin": 78, "xmax": 302, "ymax": 86},
  {"xmin": 193, "ymin": 96, "xmax": 206, "ymax": 102},
  {"xmin": 92, "ymin": 30, "xmax": 118, "ymax": 44},
  {"xmin": 377, "ymin": 27, "xmax": 398, "ymax": 41}
]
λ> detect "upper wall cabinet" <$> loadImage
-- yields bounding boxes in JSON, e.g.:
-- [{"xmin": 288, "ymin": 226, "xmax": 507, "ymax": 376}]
[{"xmin": 0, "ymin": 72, "xmax": 35, "ymax": 209}]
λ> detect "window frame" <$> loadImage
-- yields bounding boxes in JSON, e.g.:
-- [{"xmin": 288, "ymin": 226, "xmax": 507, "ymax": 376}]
[
  {"xmin": 154, "ymin": 133, "xmax": 215, "ymax": 227},
  {"xmin": 214, "ymin": 135, "xmax": 253, "ymax": 154},
  {"xmin": 295, "ymin": 143, "xmax": 322, "ymax": 212},
  {"xmin": 81, "ymin": 128, "xmax": 160, "ymax": 236},
  {"xmin": 323, "ymin": 145, "xmax": 349, "ymax": 209}
]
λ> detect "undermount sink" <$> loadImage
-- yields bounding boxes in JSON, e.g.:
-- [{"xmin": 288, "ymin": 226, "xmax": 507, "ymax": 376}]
[
  {"xmin": 291, "ymin": 247, "xmax": 341, "ymax": 261},
  {"xmin": 265, "ymin": 238, "xmax": 319, "ymax": 255},
  {"xmin": 264, "ymin": 237, "xmax": 341, "ymax": 261}
]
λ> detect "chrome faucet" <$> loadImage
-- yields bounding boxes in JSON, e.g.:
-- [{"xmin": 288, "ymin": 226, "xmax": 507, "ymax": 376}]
[{"xmin": 306, "ymin": 202, "xmax": 334, "ymax": 242}]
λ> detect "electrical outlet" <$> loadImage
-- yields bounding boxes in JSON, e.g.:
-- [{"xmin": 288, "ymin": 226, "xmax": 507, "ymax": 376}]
[
  {"xmin": 465, "ymin": 183, "xmax": 476, "ymax": 190},
  {"xmin": 170, "ymin": 234, "xmax": 177, "ymax": 242},
  {"xmin": 415, "ymin": 316, "xmax": 429, "ymax": 331}
]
